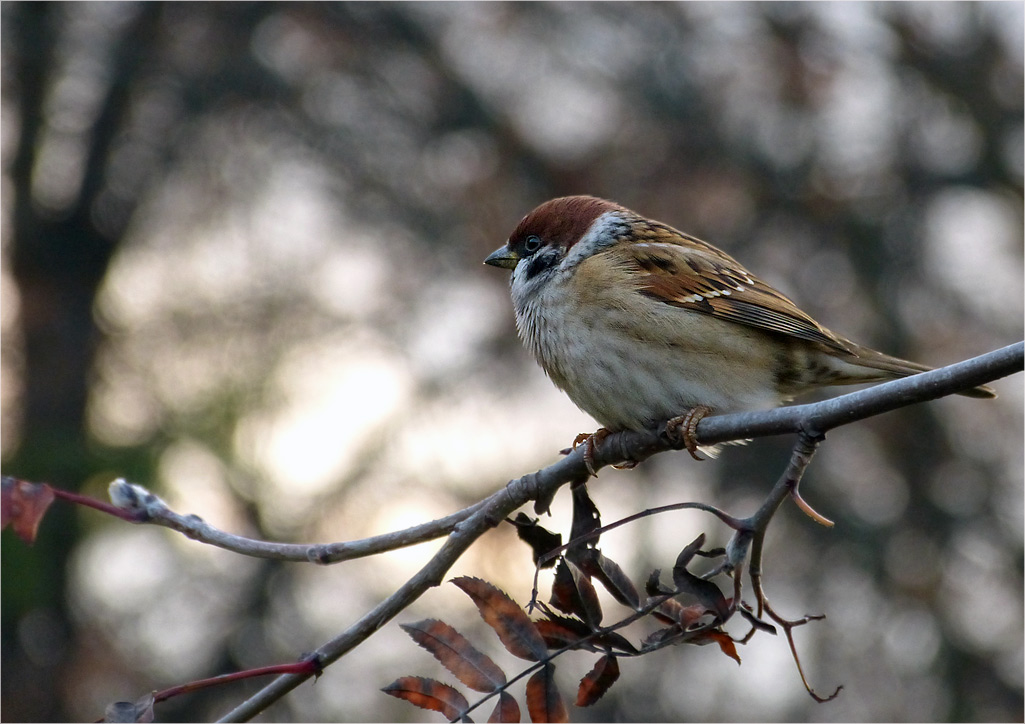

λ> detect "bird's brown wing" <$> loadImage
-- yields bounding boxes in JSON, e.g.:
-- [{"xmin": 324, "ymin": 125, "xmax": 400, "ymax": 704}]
[
  {"xmin": 619, "ymin": 226, "xmax": 851, "ymax": 354},
  {"xmin": 607, "ymin": 223, "xmax": 995, "ymax": 398}
]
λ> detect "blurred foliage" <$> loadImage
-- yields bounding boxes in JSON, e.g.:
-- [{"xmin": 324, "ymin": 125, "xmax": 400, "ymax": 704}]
[{"xmin": 1, "ymin": 2, "xmax": 1022, "ymax": 722}]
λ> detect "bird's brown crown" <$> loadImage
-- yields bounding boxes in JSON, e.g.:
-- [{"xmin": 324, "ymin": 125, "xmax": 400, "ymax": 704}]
[{"xmin": 508, "ymin": 196, "xmax": 620, "ymax": 252}]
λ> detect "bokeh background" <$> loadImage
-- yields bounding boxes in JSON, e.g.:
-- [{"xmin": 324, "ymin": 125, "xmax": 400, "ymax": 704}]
[{"xmin": 2, "ymin": 2, "xmax": 1022, "ymax": 722}]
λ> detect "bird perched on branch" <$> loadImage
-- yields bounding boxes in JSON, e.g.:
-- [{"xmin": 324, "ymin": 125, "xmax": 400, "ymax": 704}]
[{"xmin": 484, "ymin": 195, "xmax": 994, "ymax": 464}]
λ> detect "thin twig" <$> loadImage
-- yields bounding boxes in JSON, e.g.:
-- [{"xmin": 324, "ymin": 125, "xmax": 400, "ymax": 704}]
[
  {"xmin": 736, "ymin": 432, "xmax": 841, "ymax": 700},
  {"xmin": 743, "ymin": 432, "xmax": 822, "ymax": 618},
  {"xmin": 106, "ymin": 478, "xmax": 488, "ymax": 563}
]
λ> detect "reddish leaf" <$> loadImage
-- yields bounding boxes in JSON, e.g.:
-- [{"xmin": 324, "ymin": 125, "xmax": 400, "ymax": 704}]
[
  {"xmin": 567, "ymin": 484, "xmax": 600, "ymax": 558},
  {"xmin": 651, "ymin": 598, "xmax": 709, "ymax": 629},
  {"xmin": 582, "ymin": 552, "xmax": 640, "ymax": 610},
  {"xmin": 487, "ymin": 691, "xmax": 521, "ymax": 723},
  {"xmin": 549, "ymin": 560, "xmax": 602, "ymax": 627},
  {"xmin": 549, "ymin": 560, "xmax": 576, "ymax": 617},
  {"xmin": 382, "ymin": 676, "xmax": 469, "ymax": 720},
  {"xmin": 452, "ymin": 577, "xmax": 548, "ymax": 661},
  {"xmin": 575, "ymin": 655, "xmax": 620, "ymax": 707},
  {"xmin": 694, "ymin": 630, "xmax": 742, "ymax": 664},
  {"xmin": 534, "ymin": 617, "xmax": 592, "ymax": 651},
  {"xmin": 568, "ymin": 562, "xmax": 602, "ymax": 627},
  {"xmin": 402, "ymin": 619, "xmax": 507, "ymax": 693},
  {"xmin": 536, "ymin": 613, "xmax": 635, "ymax": 655},
  {"xmin": 525, "ymin": 663, "xmax": 568, "ymax": 723},
  {"xmin": 594, "ymin": 629, "xmax": 638, "ymax": 655},
  {"xmin": 1, "ymin": 477, "xmax": 55, "ymax": 544}
]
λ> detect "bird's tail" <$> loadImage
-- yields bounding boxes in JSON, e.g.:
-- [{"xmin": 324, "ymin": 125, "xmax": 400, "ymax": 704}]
[{"xmin": 837, "ymin": 343, "xmax": 996, "ymax": 399}]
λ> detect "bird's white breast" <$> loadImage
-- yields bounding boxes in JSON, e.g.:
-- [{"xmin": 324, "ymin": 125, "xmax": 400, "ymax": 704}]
[{"xmin": 510, "ymin": 248, "xmax": 785, "ymax": 431}]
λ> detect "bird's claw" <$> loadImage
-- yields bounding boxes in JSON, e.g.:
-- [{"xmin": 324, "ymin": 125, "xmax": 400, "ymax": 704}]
[
  {"xmin": 573, "ymin": 428, "xmax": 611, "ymax": 477},
  {"xmin": 666, "ymin": 406, "xmax": 713, "ymax": 460}
]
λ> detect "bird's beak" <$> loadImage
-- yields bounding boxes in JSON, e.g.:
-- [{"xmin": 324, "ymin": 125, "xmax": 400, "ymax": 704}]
[{"xmin": 484, "ymin": 244, "xmax": 520, "ymax": 270}]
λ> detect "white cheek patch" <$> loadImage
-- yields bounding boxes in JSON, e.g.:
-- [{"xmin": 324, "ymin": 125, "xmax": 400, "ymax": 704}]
[{"xmin": 562, "ymin": 212, "xmax": 629, "ymax": 271}]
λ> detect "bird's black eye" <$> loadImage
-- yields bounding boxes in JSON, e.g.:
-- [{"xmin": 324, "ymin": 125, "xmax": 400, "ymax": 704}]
[{"xmin": 523, "ymin": 235, "xmax": 542, "ymax": 254}]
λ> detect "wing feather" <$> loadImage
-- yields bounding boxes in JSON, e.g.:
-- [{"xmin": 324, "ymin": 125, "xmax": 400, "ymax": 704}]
[{"xmin": 620, "ymin": 229, "xmax": 851, "ymax": 354}]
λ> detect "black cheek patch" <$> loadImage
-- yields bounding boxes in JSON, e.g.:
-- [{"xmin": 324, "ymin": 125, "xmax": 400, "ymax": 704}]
[{"xmin": 521, "ymin": 248, "xmax": 561, "ymax": 281}]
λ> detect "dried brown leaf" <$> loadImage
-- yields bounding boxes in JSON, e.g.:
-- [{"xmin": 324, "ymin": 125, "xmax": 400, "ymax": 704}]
[
  {"xmin": 641, "ymin": 626, "xmax": 683, "ymax": 649},
  {"xmin": 382, "ymin": 676, "xmax": 469, "ymax": 720},
  {"xmin": 452, "ymin": 577, "xmax": 548, "ymax": 661},
  {"xmin": 567, "ymin": 562, "xmax": 602, "ymax": 627},
  {"xmin": 508, "ymin": 513, "xmax": 562, "ymax": 568},
  {"xmin": 651, "ymin": 598, "xmax": 710, "ymax": 629},
  {"xmin": 740, "ymin": 606, "xmax": 777, "ymax": 634},
  {"xmin": 676, "ymin": 533, "xmax": 706, "ymax": 567},
  {"xmin": 642, "ymin": 619, "xmax": 732, "ymax": 651},
  {"xmin": 575, "ymin": 655, "xmax": 620, "ymax": 707},
  {"xmin": 487, "ymin": 691, "xmax": 521, "ymax": 723},
  {"xmin": 695, "ymin": 630, "xmax": 742, "ymax": 664},
  {"xmin": 402, "ymin": 619, "xmax": 507, "ymax": 693},
  {"xmin": 567, "ymin": 484, "xmax": 600, "ymax": 559},
  {"xmin": 549, "ymin": 560, "xmax": 577, "ymax": 617},
  {"xmin": 526, "ymin": 663, "xmax": 568, "ymax": 723},
  {"xmin": 672, "ymin": 535, "xmax": 730, "ymax": 621},
  {"xmin": 534, "ymin": 617, "xmax": 592, "ymax": 651},
  {"xmin": 582, "ymin": 551, "xmax": 640, "ymax": 610},
  {"xmin": 535, "ymin": 613, "xmax": 636, "ymax": 655},
  {"xmin": 1, "ymin": 477, "xmax": 55, "ymax": 544},
  {"xmin": 549, "ymin": 560, "xmax": 601, "ymax": 627}
]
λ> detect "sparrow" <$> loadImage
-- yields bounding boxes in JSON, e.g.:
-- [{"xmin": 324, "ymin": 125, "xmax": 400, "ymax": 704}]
[{"xmin": 484, "ymin": 195, "xmax": 995, "ymax": 464}]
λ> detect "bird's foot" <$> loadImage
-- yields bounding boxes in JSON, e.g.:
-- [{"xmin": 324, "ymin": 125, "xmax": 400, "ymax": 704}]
[
  {"xmin": 571, "ymin": 428, "xmax": 612, "ymax": 477},
  {"xmin": 665, "ymin": 405, "xmax": 713, "ymax": 461}
]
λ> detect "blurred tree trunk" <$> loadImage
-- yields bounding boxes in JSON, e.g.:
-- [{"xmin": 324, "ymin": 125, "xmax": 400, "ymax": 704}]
[{"xmin": 2, "ymin": 4, "xmax": 161, "ymax": 720}]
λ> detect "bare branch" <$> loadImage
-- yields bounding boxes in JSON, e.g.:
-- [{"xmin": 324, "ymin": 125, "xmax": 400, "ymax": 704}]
[
  {"xmin": 212, "ymin": 343, "xmax": 1021, "ymax": 721},
  {"xmin": 107, "ymin": 479, "xmax": 488, "ymax": 563}
]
